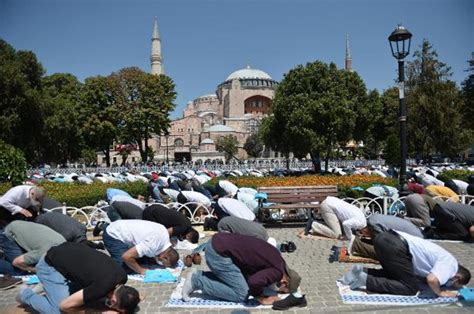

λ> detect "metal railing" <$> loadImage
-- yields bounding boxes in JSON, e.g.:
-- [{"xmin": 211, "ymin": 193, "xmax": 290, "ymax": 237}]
[
  {"xmin": 44, "ymin": 194, "xmax": 473, "ymax": 228},
  {"xmin": 28, "ymin": 159, "xmax": 419, "ymax": 175}
]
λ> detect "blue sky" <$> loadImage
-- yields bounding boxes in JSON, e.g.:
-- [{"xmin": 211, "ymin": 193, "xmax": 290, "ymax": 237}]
[{"xmin": 1, "ymin": 0, "xmax": 472, "ymax": 118}]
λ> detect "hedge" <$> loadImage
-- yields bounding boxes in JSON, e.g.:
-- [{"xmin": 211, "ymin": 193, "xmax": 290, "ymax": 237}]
[
  {"xmin": 0, "ymin": 181, "xmax": 149, "ymax": 208},
  {"xmin": 209, "ymin": 174, "xmax": 397, "ymax": 199},
  {"xmin": 437, "ymin": 170, "xmax": 473, "ymax": 183}
]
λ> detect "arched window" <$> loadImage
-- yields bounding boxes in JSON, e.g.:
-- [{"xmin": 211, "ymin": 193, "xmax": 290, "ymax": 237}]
[{"xmin": 174, "ymin": 138, "xmax": 184, "ymax": 147}]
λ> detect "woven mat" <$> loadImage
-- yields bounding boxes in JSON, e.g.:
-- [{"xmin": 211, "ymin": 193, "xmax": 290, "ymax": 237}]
[
  {"xmin": 329, "ymin": 246, "xmax": 379, "ymax": 264},
  {"xmin": 128, "ymin": 259, "xmax": 185, "ymax": 282},
  {"xmin": 166, "ymin": 278, "xmax": 281, "ymax": 309},
  {"xmin": 337, "ymin": 281, "xmax": 457, "ymax": 306}
]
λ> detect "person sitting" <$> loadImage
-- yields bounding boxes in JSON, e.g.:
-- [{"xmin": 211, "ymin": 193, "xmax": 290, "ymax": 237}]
[
  {"xmin": 142, "ymin": 203, "xmax": 199, "ymax": 243},
  {"xmin": 341, "ymin": 230, "xmax": 471, "ymax": 297},
  {"xmin": 403, "ymin": 193, "xmax": 439, "ymax": 227},
  {"xmin": 352, "ymin": 214, "xmax": 423, "ymax": 259},
  {"xmin": 102, "ymin": 220, "xmax": 179, "ymax": 274},
  {"xmin": 35, "ymin": 211, "xmax": 87, "ymax": 244},
  {"xmin": 0, "ymin": 221, "xmax": 65, "ymax": 275},
  {"xmin": 305, "ymin": 196, "xmax": 366, "ymax": 254},
  {"xmin": 181, "ymin": 233, "xmax": 303, "ymax": 306},
  {"xmin": 0, "ymin": 185, "xmax": 46, "ymax": 227},
  {"xmin": 423, "ymin": 202, "xmax": 474, "ymax": 241},
  {"xmin": 17, "ymin": 242, "xmax": 140, "ymax": 314}
]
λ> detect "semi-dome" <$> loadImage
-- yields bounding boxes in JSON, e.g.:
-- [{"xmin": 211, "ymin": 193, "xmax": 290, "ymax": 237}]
[
  {"xmin": 226, "ymin": 65, "xmax": 272, "ymax": 81},
  {"xmin": 206, "ymin": 124, "xmax": 235, "ymax": 132},
  {"xmin": 201, "ymin": 138, "xmax": 214, "ymax": 145}
]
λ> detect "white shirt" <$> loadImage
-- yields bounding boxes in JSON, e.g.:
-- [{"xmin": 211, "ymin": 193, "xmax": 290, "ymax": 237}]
[
  {"xmin": 323, "ymin": 196, "xmax": 367, "ymax": 240},
  {"xmin": 452, "ymin": 179, "xmax": 468, "ymax": 194},
  {"xmin": 110, "ymin": 195, "xmax": 146, "ymax": 209},
  {"xmin": 163, "ymin": 188, "xmax": 180, "ymax": 202},
  {"xmin": 106, "ymin": 220, "xmax": 171, "ymax": 258},
  {"xmin": 181, "ymin": 191, "xmax": 211, "ymax": 207},
  {"xmin": 396, "ymin": 231, "xmax": 458, "ymax": 285},
  {"xmin": 237, "ymin": 187, "xmax": 258, "ymax": 196},
  {"xmin": 418, "ymin": 173, "xmax": 444, "ymax": 187},
  {"xmin": 236, "ymin": 192, "xmax": 259, "ymax": 214},
  {"xmin": 218, "ymin": 180, "xmax": 238, "ymax": 196},
  {"xmin": 0, "ymin": 185, "xmax": 35, "ymax": 215},
  {"xmin": 218, "ymin": 198, "xmax": 256, "ymax": 221}
]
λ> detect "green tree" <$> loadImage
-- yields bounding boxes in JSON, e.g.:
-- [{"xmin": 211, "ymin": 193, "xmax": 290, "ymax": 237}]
[
  {"xmin": 0, "ymin": 39, "xmax": 45, "ymax": 163},
  {"xmin": 262, "ymin": 61, "xmax": 369, "ymax": 172},
  {"xmin": 111, "ymin": 67, "xmax": 176, "ymax": 162},
  {"xmin": 384, "ymin": 134, "xmax": 401, "ymax": 168},
  {"xmin": 215, "ymin": 135, "xmax": 239, "ymax": 162},
  {"xmin": 406, "ymin": 39, "xmax": 471, "ymax": 158},
  {"xmin": 0, "ymin": 140, "xmax": 28, "ymax": 184},
  {"xmin": 243, "ymin": 133, "xmax": 263, "ymax": 158},
  {"xmin": 80, "ymin": 75, "xmax": 119, "ymax": 167},
  {"xmin": 41, "ymin": 73, "xmax": 84, "ymax": 164}
]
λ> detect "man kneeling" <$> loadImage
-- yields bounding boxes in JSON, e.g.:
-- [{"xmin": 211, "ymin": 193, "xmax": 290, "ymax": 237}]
[
  {"xmin": 18, "ymin": 242, "xmax": 140, "ymax": 314},
  {"xmin": 341, "ymin": 230, "xmax": 470, "ymax": 297},
  {"xmin": 181, "ymin": 233, "xmax": 302, "ymax": 305}
]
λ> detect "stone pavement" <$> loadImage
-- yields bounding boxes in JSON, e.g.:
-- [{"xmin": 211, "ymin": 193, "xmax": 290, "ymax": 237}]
[{"xmin": 1, "ymin": 227, "xmax": 473, "ymax": 313}]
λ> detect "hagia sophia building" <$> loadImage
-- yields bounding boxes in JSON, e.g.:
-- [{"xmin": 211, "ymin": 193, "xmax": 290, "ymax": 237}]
[{"xmin": 98, "ymin": 19, "xmax": 353, "ymax": 165}]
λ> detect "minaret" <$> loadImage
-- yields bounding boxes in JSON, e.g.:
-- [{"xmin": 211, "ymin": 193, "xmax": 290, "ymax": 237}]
[
  {"xmin": 345, "ymin": 34, "xmax": 353, "ymax": 72},
  {"xmin": 151, "ymin": 17, "xmax": 164, "ymax": 75}
]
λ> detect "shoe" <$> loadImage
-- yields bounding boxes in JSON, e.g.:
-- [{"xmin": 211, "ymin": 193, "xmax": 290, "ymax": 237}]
[
  {"xmin": 279, "ymin": 242, "xmax": 289, "ymax": 253},
  {"xmin": 272, "ymin": 294, "xmax": 307, "ymax": 310},
  {"xmin": 86, "ymin": 240, "xmax": 105, "ymax": 250},
  {"xmin": 0, "ymin": 275, "xmax": 22, "ymax": 290},
  {"xmin": 287, "ymin": 241, "xmax": 297, "ymax": 253},
  {"xmin": 93, "ymin": 221, "xmax": 106, "ymax": 237}
]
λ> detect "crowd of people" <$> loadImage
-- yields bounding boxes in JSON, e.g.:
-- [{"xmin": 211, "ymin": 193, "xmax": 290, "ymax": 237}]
[{"xmin": 0, "ymin": 169, "xmax": 473, "ymax": 312}]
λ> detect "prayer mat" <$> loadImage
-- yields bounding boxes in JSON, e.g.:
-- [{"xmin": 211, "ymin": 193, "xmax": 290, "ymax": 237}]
[
  {"xmin": 336, "ymin": 281, "xmax": 458, "ymax": 306},
  {"xmin": 329, "ymin": 245, "xmax": 379, "ymax": 264},
  {"xmin": 0, "ymin": 275, "xmax": 39, "ymax": 284},
  {"xmin": 166, "ymin": 278, "xmax": 287, "ymax": 309},
  {"xmin": 128, "ymin": 259, "xmax": 185, "ymax": 282}
]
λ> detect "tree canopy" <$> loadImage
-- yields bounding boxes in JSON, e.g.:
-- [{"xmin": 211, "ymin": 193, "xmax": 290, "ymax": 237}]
[{"xmin": 260, "ymin": 61, "xmax": 369, "ymax": 172}]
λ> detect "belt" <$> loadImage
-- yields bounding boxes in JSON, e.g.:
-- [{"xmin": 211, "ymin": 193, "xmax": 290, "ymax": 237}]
[{"xmin": 388, "ymin": 229, "xmax": 409, "ymax": 250}]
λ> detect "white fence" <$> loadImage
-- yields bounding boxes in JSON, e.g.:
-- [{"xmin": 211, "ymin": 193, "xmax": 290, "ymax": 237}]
[
  {"xmin": 29, "ymin": 159, "xmax": 417, "ymax": 175},
  {"xmin": 45, "ymin": 194, "xmax": 474, "ymax": 229}
]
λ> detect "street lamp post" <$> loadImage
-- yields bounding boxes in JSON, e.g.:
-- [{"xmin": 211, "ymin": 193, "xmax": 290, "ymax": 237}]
[{"xmin": 388, "ymin": 24, "xmax": 412, "ymax": 193}]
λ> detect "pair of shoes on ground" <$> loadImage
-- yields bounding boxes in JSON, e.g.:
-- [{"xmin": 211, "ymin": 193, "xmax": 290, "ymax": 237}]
[
  {"xmin": 93, "ymin": 221, "xmax": 107, "ymax": 237},
  {"xmin": 272, "ymin": 294, "xmax": 307, "ymax": 310},
  {"xmin": 0, "ymin": 275, "xmax": 22, "ymax": 290},
  {"xmin": 280, "ymin": 241, "xmax": 296, "ymax": 253}
]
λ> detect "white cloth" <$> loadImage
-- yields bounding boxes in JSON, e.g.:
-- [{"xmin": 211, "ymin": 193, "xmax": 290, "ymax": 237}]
[
  {"xmin": 396, "ymin": 231, "xmax": 458, "ymax": 285},
  {"xmin": 181, "ymin": 191, "xmax": 211, "ymax": 207},
  {"xmin": 0, "ymin": 185, "xmax": 35, "ymax": 215},
  {"xmin": 322, "ymin": 196, "xmax": 367, "ymax": 241},
  {"xmin": 106, "ymin": 220, "xmax": 171, "ymax": 258},
  {"xmin": 417, "ymin": 173, "xmax": 444, "ymax": 187},
  {"xmin": 163, "ymin": 188, "xmax": 180, "ymax": 202},
  {"xmin": 110, "ymin": 195, "xmax": 146, "ymax": 209},
  {"xmin": 218, "ymin": 180, "xmax": 238, "ymax": 196},
  {"xmin": 236, "ymin": 192, "xmax": 259, "ymax": 214},
  {"xmin": 237, "ymin": 187, "xmax": 258, "ymax": 196},
  {"xmin": 452, "ymin": 179, "xmax": 468, "ymax": 194},
  {"xmin": 218, "ymin": 198, "xmax": 255, "ymax": 221}
]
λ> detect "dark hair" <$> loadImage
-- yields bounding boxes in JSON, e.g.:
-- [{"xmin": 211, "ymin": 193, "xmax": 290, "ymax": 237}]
[
  {"xmin": 458, "ymin": 265, "xmax": 471, "ymax": 285},
  {"xmin": 187, "ymin": 228, "xmax": 199, "ymax": 244},
  {"xmin": 168, "ymin": 247, "xmax": 179, "ymax": 268},
  {"xmin": 116, "ymin": 285, "xmax": 140, "ymax": 314}
]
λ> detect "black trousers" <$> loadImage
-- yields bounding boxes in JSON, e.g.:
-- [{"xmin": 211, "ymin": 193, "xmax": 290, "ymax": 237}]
[
  {"xmin": 366, "ymin": 232, "xmax": 419, "ymax": 295},
  {"xmin": 430, "ymin": 204, "xmax": 470, "ymax": 241}
]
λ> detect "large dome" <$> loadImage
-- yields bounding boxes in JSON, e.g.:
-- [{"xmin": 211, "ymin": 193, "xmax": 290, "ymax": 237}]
[{"xmin": 226, "ymin": 65, "xmax": 272, "ymax": 81}]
